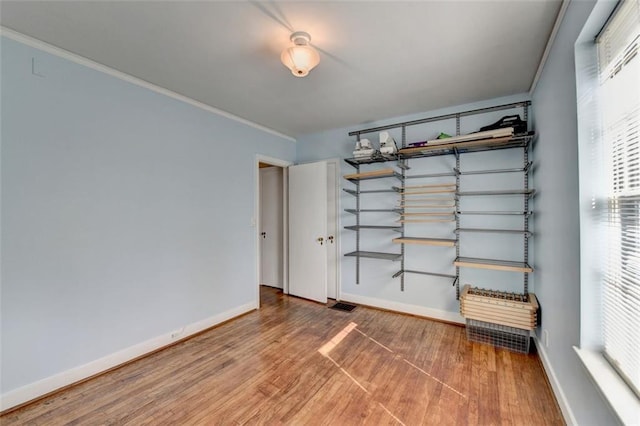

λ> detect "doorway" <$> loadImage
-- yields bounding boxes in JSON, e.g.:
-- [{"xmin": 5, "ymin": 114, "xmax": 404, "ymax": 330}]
[
  {"xmin": 256, "ymin": 157, "xmax": 340, "ymax": 308},
  {"xmin": 259, "ymin": 164, "xmax": 284, "ymax": 290},
  {"xmin": 256, "ymin": 155, "xmax": 291, "ymax": 308}
]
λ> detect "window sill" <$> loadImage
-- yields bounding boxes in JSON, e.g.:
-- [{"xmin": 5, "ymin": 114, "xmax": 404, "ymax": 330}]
[{"xmin": 574, "ymin": 347, "xmax": 640, "ymax": 425}]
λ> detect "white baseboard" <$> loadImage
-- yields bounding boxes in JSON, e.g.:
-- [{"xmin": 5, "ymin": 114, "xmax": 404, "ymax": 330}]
[
  {"xmin": 0, "ymin": 302, "xmax": 255, "ymax": 412},
  {"xmin": 340, "ymin": 292, "xmax": 464, "ymax": 324},
  {"xmin": 532, "ymin": 334, "xmax": 577, "ymax": 426}
]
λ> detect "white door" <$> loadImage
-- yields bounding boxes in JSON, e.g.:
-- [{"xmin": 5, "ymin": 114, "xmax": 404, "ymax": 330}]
[
  {"xmin": 260, "ymin": 167, "xmax": 283, "ymax": 288},
  {"xmin": 289, "ymin": 161, "xmax": 328, "ymax": 303}
]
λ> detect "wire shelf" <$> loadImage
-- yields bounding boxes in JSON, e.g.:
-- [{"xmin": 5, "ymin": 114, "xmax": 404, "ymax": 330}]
[
  {"xmin": 343, "ymin": 188, "xmax": 396, "ymax": 196},
  {"xmin": 345, "ymin": 208, "xmax": 400, "ymax": 214},
  {"xmin": 344, "ymin": 225, "xmax": 402, "ymax": 231},
  {"xmin": 345, "ymin": 251, "xmax": 402, "ymax": 261},
  {"xmin": 455, "ymin": 228, "xmax": 532, "ymax": 236},
  {"xmin": 393, "ymin": 269, "xmax": 457, "ymax": 280},
  {"xmin": 457, "ymin": 189, "xmax": 536, "ymax": 197},
  {"xmin": 455, "ymin": 162, "xmax": 532, "ymax": 175}
]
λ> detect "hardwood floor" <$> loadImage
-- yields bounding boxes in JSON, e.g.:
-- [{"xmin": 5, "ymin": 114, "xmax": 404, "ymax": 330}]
[{"xmin": 1, "ymin": 287, "xmax": 564, "ymax": 425}]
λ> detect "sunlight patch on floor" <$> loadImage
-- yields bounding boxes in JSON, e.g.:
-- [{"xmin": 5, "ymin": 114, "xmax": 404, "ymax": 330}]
[{"xmin": 317, "ymin": 322, "xmax": 358, "ymax": 356}]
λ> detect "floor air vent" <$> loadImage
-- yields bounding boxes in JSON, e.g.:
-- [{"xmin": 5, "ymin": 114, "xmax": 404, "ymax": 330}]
[{"xmin": 330, "ymin": 302, "xmax": 357, "ymax": 312}]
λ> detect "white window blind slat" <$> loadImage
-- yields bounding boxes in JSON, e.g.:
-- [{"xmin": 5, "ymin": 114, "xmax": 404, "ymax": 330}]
[{"xmin": 596, "ymin": 0, "xmax": 640, "ymax": 399}]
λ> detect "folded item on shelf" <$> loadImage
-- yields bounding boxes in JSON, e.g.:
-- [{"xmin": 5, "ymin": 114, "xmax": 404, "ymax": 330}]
[
  {"xmin": 480, "ymin": 115, "xmax": 527, "ymax": 134},
  {"xmin": 353, "ymin": 138, "xmax": 375, "ymax": 158},
  {"xmin": 426, "ymin": 127, "xmax": 513, "ymax": 146}
]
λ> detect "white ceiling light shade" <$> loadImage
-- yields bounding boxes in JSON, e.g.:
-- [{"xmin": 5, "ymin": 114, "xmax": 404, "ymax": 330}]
[{"xmin": 280, "ymin": 31, "xmax": 320, "ymax": 77}]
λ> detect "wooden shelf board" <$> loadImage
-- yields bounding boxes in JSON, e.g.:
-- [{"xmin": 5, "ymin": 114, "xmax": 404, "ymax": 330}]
[
  {"xmin": 397, "ymin": 189, "xmax": 457, "ymax": 195},
  {"xmin": 456, "ymin": 228, "xmax": 532, "ymax": 236},
  {"xmin": 405, "ymin": 172, "xmax": 456, "ymax": 179},
  {"xmin": 399, "ymin": 135, "xmax": 514, "ymax": 155},
  {"xmin": 393, "ymin": 237, "xmax": 456, "ymax": 247},
  {"xmin": 344, "ymin": 168, "xmax": 397, "ymax": 181},
  {"xmin": 402, "ymin": 197, "xmax": 456, "ymax": 202},
  {"xmin": 400, "ymin": 212, "xmax": 455, "ymax": 216},
  {"xmin": 400, "ymin": 204, "xmax": 456, "ymax": 209},
  {"xmin": 401, "ymin": 183, "xmax": 456, "ymax": 189},
  {"xmin": 454, "ymin": 257, "xmax": 533, "ymax": 273}
]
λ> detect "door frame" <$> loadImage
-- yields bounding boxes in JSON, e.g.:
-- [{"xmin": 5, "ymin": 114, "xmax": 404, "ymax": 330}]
[
  {"xmin": 256, "ymin": 155, "xmax": 292, "ymax": 309},
  {"xmin": 325, "ymin": 158, "xmax": 341, "ymax": 301}
]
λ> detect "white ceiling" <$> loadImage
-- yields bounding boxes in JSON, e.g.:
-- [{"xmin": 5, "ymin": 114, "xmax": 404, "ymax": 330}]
[{"xmin": 0, "ymin": 1, "xmax": 562, "ymax": 138}]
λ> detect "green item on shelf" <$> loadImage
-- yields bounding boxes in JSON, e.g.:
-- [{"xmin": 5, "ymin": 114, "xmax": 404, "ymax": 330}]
[{"xmin": 436, "ymin": 132, "xmax": 452, "ymax": 139}]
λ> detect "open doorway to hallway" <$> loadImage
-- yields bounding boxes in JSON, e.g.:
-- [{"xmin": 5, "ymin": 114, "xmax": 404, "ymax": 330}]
[{"xmin": 258, "ymin": 162, "xmax": 285, "ymax": 296}]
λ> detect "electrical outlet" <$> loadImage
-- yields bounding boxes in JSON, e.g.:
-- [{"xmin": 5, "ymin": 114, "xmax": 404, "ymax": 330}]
[
  {"xmin": 543, "ymin": 329, "xmax": 549, "ymax": 348},
  {"xmin": 170, "ymin": 328, "xmax": 184, "ymax": 339}
]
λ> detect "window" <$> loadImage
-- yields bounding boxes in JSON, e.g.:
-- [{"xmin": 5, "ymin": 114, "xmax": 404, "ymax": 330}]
[
  {"xmin": 596, "ymin": 0, "xmax": 640, "ymax": 398},
  {"xmin": 576, "ymin": 1, "xmax": 640, "ymax": 422}
]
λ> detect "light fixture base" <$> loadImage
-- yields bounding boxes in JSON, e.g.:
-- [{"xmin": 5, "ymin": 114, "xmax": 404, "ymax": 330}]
[{"xmin": 290, "ymin": 31, "xmax": 311, "ymax": 45}]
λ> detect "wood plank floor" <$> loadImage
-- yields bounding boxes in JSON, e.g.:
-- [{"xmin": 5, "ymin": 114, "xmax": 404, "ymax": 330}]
[{"xmin": 1, "ymin": 287, "xmax": 564, "ymax": 425}]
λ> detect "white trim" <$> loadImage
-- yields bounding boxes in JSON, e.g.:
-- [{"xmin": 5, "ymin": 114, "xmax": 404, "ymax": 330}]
[
  {"xmin": 340, "ymin": 292, "xmax": 465, "ymax": 325},
  {"xmin": 532, "ymin": 335, "xmax": 578, "ymax": 426},
  {"xmin": 0, "ymin": 302, "xmax": 255, "ymax": 411},
  {"xmin": 0, "ymin": 26, "xmax": 296, "ymax": 143},
  {"xmin": 282, "ymin": 167, "xmax": 289, "ymax": 296},
  {"xmin": 530, "ymin": 0, "xmax": 571, "ymax": 94},
  {"xmin": 574, "ymin": 347, "xmax": 640, "ymax": 426},
  {"xmin": 326, "ymin": 158, "xmax": 341, "ymax": 301},
  {"xmin": 573, "ymin": 3, "xmax": 639, "ymax": 425},
  {"xmin": 255, "ymin": 155, "xmax": 293, "ymax": 308}
]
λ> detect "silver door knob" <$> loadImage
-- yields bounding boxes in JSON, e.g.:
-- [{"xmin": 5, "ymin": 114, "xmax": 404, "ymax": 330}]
[
  {"xmin": 317, "ymin": 237, "xmax": 324, "ymax": 245},
  {"xmin": 261, "ymin": 232, "xmax": 266, "ymax": 239},
  {"xmin": 327, "ymin": 236, "xmax": 334, "ymax": 244}
]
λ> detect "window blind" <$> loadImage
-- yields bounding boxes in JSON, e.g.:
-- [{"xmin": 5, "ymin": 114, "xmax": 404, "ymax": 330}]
[{"xmin": 596, "ymin": 0, "xmax": 640, "ymax": 398}]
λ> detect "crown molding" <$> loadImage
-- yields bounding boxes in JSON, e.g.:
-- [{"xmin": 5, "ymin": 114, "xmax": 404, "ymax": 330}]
[
  {"xmin": 529, "ymin": 0, "xmax": 571, "ymax": 95},
  {"xmin": 0, "ymin": 26, "xmax": 296, "ymax": 143}
]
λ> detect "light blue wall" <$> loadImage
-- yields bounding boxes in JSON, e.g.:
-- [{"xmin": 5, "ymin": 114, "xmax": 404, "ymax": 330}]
[
  {"xmin": 531, "ymin": 0, "xmax": 616, "ymax": 424},
  {"xmin": 297, "ymin": 93, "xmax": 532, "ymax": 318},
  {"xmin": 0, "ymin": 36, "xmax": 295, "ymax": 394}
]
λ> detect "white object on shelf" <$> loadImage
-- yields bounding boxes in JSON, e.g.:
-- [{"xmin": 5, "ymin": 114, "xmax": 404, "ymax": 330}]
[
  {"xmin": 353, "ymin": 138, "xmax": 375, "ymax": 158},
  {"xmin": 379, "ymin": 131, "xmax": 397, "ymax": 156}
]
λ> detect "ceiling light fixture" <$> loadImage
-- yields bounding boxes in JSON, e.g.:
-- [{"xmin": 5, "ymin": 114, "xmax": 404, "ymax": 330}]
[{"xmin": 280, "ymin": 31, "xmax": 320, "ymax": 77}]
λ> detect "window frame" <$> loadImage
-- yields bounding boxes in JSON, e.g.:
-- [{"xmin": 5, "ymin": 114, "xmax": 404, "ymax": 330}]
[{"xmin": 575, "ymin": 1, "xmax": 640, "ymax": 424}]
